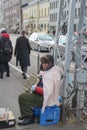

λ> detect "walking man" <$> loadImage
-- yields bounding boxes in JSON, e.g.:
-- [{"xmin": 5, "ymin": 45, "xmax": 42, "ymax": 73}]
[{"xmin": 14, "ymin": 30, "xmax": 31, "ymax": 79}]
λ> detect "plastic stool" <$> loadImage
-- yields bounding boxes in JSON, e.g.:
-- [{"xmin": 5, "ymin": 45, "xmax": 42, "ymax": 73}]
[{"xmin": 40, "ymin": 105, "xmax": 60, "ymax": 126}]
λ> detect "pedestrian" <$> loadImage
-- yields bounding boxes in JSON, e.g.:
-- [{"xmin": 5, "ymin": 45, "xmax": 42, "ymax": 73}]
[
  {"xmin": 14, "ymin": 30, "xmax": 31, "ymax": 79},
  {"xmin": 62, "ymin": 22, "xmax": 67, "ymax": 35},
  {"xmin": 53, "ymin": 30, "xmax": 55, "ymax": 36},
  {"xmin": 0, "ymin": 28, "xmax": 13, "ymax": 79},
  {"xmin": 18, "ymin": 54, "xmax": 63, "ymax": 125}
]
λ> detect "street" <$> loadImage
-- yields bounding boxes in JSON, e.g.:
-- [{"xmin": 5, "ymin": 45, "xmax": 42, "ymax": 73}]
[{"xmin": 0, "ymin": 34, "xmax": 86, "ymax": 130}]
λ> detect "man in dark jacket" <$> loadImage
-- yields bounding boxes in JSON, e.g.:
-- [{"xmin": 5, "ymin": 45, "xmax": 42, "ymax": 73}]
[
  {"xmin": 0, "ymin": 28, "xmax": 13, "ymax": 79},
  {"xmin": 14, "ymin": 30, "xmax": 31, "ymax": 79}
]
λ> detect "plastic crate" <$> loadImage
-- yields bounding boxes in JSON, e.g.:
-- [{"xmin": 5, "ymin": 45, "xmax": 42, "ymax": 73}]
[
  {"xmin": 32, "ymin": 107, "xmax": 41, "ymax": 117},
  {"xmin": 40, "ymin": 105, "xmax": 60, "ymax": 126}
]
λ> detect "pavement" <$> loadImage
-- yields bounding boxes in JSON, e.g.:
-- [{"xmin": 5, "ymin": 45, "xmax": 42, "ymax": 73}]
[
  {"xmin": 0, "ymin": 44, "xmax": 87, "ymax": 129},
  {"xmin": 0, "ymin": 67, "xmax": 87, "ymax": 130}
]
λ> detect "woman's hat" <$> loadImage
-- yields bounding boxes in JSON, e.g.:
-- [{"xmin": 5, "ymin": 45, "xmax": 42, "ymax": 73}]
[{"xmin": 41, "ymin": 54, "xmax": 54, "ymax": 67}]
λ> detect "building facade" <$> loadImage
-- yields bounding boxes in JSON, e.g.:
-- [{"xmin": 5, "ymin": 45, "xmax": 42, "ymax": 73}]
[
  {"xmin": 1, "ymin": 0, "xmax": 87, "ymax": 33},
  {"xmin": 38, "ymin": 0, "xmax": 49, "ymax": 33},
  {"xmin": 49, "ymin": 0, "xmax": 58, "ymax": 33},
  {"xmin": 0, "ymin": 0, "xmax": 5, "ymax": 28},
  {"xmin": 22, "ymin": 0, "xmax": 49, "ymax": 34},
  {"xmin": 62, "ymin": 0, "xmax": 87, "ymax": 32},
  {"xmin": 2, "ymin": 0, "xmax": 20, "ymax": 33},
  {"xmin": 22, "ymin": 0, "xmax": 39, "ymax": 34}
]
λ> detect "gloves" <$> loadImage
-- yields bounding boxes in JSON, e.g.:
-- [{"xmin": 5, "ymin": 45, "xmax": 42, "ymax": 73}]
[
  {"xmin": 59, "ymin": 96, "xmax": 62, "ymax": 102},
  {"xmin": 30, "ymin": 85, "xmax": 37, "ymax": 93},
  {"xmin": 41, "ymin": 107, "xmax": 45, "ymax": 113}
]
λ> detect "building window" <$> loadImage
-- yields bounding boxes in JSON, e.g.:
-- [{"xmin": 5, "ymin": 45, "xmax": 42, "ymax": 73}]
[
  {"xmin": 50, "ymin": 3, "xmax": 51, "ymax": 9},
  {"xmin": 50, "ymin": 3, "xmax": 51, "ymax": 10},
  {"xmin": 52, "ymin": 3, "xmax": 53, "ymax": 9},
  {"xmin": 85, "ymin": 6, "xmax": 87, "ymax": 16},
  {"xmin": 48, "ymin": 7, "xmax": 49, "ymax": 16},
  {"xmin": 78, "ymin": 8, "xmax": 80, "ymax": 17},
  {"xmin": 56, "ymin": 1, "xmax": 58, "ymax": 8},
  {"xmin": 50, "ymin": 14, "xmax": 51, "ymax": 21},
  {"xmin": 75, "ymin": 8, "xmax": 77, "ymax": 17},
  {"xmin": 52, "ymin": 14, "xmax": 53, "ymax": 21},
  {"xmin": 38, "ymin": 10, "xmax": 40, "ymax": 17},
  {"xmin": 45, "ymin": 8, "xmax": 46, "ymax": 16},
  {"xmin": 56, "ymin": 13, "xmax": 57, "ymax": 21},
  {"xmin": 54, "ymin": 2, "xmax": 56, "ymax": 9},
  {"xmin": 42, "ymin": 9, "xmax": 43, "ymax": 17}
]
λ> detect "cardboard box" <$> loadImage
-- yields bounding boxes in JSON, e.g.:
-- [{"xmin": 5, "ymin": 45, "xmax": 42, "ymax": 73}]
[{"xmin": 0, "ymin": 110, "xmax": 16, "ymax": 129}]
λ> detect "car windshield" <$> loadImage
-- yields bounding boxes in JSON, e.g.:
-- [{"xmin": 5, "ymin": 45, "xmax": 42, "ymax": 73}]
[
  {"xmin": 59, "ymin": 36, "xmax": 67, "ymax": 45},
  {"xmin": 38, "ymin": 34, "xmax": 53, "ymax": 41}
]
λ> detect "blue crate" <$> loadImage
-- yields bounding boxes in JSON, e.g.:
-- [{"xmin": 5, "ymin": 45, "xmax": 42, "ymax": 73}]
[
  {"xmin": 32, "ymin": 107, "xmax": 41, "ymax": 117},
  {"xmin": 40, "ymin": 105, "xmax": 60, "ymax": 126}
]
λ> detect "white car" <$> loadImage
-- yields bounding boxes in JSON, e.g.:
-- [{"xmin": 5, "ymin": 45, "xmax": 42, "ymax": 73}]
[
  {"xmin": 49, "ymin": 35, "xmax": 67, "ymax": 56},
  {"xmin": 49, "ymin": 34, "xmax": 87, "ymax": 61},
  {"xmin": 29, "ymin": 32, "xmax": 53, "ymax": 52}
]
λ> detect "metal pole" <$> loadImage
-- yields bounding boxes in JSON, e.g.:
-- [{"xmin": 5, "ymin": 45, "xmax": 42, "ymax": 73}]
[
  {"xmin": 55, "ymin": 0, "xmax": 63, "ymax": 38},
  {"xmin": 74, "ymin": 0, "xmax": 86, "ymax": 122},
  {"xmin": 19, "ymin": 0, "xmax": 22, "ymax": 33},
  {"xmin": 62, "ymin": 0, "xmax": 76, "ymax": 122},
  {"xmin": 74, "ymin": 0, "xmax": 86, "ymax": 89},
  {"xmin": 54, "ymin": 0, "xmax": 63, "ymax": 65},
  {"xmin": 37, "ymin": 54, "xmax": 40, "ymax": 74}
]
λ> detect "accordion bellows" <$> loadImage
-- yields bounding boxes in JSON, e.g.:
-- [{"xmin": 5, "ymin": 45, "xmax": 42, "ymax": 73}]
[{"xmin": 23, "ymin": 73, "xmax": 40, "ymax": 92}]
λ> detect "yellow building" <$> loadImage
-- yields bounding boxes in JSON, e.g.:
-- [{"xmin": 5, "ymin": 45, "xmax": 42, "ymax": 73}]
[
  {"xmin": 38, "ymin": 0, "xmax": 49, "ymax": 33},
  {"xmin": 22, "ymin": 0, "xmax": 49, "ymax": 34},
  {"xmin": 22, "ymin": 1, "xmax": 38, "ymax": 34}
]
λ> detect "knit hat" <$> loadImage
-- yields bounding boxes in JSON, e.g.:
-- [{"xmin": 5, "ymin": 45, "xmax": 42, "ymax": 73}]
[
  {"xmin": 41, "ymin": 54, "xmax": 54, "ymax": 70},
  {"xmin": 0, "ymin": 28, "xmax": 7, "ymax": 34}
]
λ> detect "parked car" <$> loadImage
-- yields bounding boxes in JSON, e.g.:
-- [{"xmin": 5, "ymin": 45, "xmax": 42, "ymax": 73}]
[
  {"xmin": 29, "ymin": 32, "xmax": 53, "ymax": 52},
  {"xmin": 81, "ymin": 42, "xmax": 87, "ymax": 61},
  {"xmin": 49, "ymin": 35, "xmax": 67, "ymax": 56},
  {"xmin": 49, "ymin": 34, "xmax": 87, "ymax": 61}
]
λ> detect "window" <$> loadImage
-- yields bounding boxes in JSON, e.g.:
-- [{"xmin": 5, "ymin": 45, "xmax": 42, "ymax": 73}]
[
  {"xmin": 42, "ymin": 9, "xmax": 43, "ymax": 17},
  {"xmin": 45, "ymin": 8, "xmax": 46, "ymax": 16},
  {"xmin": 78, "ymin": 8, "xmax": 80, "ymax": 17},
  {"xmin": 75, "ymin": 8, "xmax": 77, "ymax": 17},
  {"xmin": 85, "ymin": 6, "xmax": 87, "ymax": 16},
  {"xmin": 56, "ymin": 1, "xmax": 58, "ymax": 8}
]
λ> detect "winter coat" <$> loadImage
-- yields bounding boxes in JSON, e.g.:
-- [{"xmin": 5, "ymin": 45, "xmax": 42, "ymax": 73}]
[
  {"xmin": 14, "ymin": 36, "xmax": 31, "ymax": 67},
  {"xmin": 0, "ymin": 33, "xmax": 13, "ymax": 62},
  {"xmin": 40, "ymin": 66, "xmax": 62, "ymax": 112}
]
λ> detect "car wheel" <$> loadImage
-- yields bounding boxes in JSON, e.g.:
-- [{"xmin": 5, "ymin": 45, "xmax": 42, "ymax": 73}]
[
  {"xmin": 50, "ymin": 47, "xmax": 54, "ymax": 55},
  {"xmin": 37, "ymin": 45, "xmax": 41, "ymax": 52}
]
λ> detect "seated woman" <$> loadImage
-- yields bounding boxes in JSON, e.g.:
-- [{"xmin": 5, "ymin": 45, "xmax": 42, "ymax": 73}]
[{"xmin": 18, "ymin": 54, "xmax": 62, "ymax": 125}]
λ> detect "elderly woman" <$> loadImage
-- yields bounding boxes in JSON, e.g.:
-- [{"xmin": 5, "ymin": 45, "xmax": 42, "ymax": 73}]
[{"xmin": 18, "ymin": 54, "xmax": 62, "ymax": 125}]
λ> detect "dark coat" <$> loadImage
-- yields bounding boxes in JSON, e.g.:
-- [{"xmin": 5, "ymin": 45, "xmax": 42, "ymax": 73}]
[
  {"xmin": 14, "ymin": 36, "xmax": 31, "ymax": 67},
  {"xmin": 0, "ymin": 33, "xmax": 13, "ymax": 62}
]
